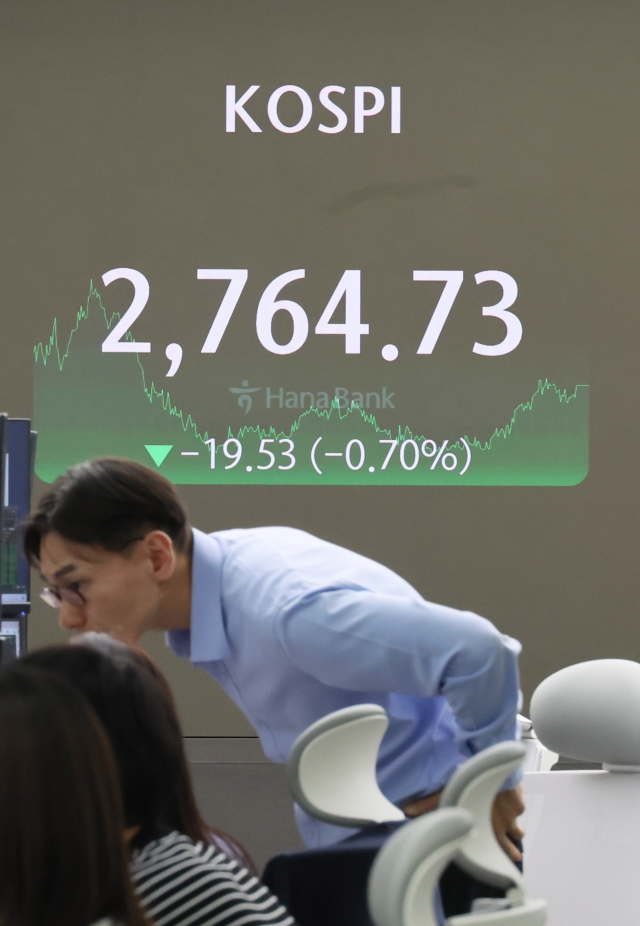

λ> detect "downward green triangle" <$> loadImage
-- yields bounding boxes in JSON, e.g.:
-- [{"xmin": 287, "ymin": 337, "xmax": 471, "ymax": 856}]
[{"xmin": 145, "ymin": 444, "xmax": 173, "ymax": 467}]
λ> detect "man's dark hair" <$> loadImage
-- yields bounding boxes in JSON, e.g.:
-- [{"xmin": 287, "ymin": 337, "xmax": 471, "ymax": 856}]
[{"xmin": 23, "ymin": 458, "xmax": 189, "ymax": 564}]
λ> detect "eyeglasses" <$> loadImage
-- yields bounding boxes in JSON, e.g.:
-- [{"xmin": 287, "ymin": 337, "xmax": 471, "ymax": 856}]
[
  {"xmin": 40, "ymin": 582, "xmax": 86, "ymax": 609},
  {"xmin": 38, "ymin": 535, "xmax": 146, "ymax": 610}
]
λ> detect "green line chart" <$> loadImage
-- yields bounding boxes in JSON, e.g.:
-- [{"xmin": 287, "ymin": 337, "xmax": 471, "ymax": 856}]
[{"xmin": 33, "ymin": 283, "xmax": 589, "ymax": 485}]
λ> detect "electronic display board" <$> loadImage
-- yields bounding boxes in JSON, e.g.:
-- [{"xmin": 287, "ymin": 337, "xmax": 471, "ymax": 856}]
[
  {"xmin": 6, "ymin": 0, "xmax": 640, "ymax": 732},
  {"xmin": 28, "ymin": 7, "xmax": 589, "ymax": 488}
]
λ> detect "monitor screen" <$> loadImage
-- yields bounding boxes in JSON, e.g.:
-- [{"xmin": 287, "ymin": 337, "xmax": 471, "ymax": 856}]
[
  {"xmin": 0, "ymin": 624, "xmax": 20, "ymax": 663},
  {"xmin": 1, "ymin": 419, "xmax": 31, "ymax": 607},
  {"xmin": 26, "ymin": 2, "xmax": 589, "ymax": 490},
  {"xmin": 0, "ymin": 414, "xmax": 5, "ymax": 597}
]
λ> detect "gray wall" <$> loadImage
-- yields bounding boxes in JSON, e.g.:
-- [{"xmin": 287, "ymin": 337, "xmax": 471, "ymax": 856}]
[
  {"xmin": 186, "ymin": 738, "xmax": 304, "ymax": 871},
  {"xmin": 3, "ymin": 1, "xmax": 640, "ymax": 741}
]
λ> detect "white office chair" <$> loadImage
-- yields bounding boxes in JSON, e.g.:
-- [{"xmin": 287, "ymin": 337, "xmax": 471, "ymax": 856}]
[
  {"xmin": 440, "ymin": 742, "xmax": 527, "ymax": 898},
  {"xmin": 438, "ymin": 741, "xmax": 546, "ymax": 921},
  {"xmin": 368, "ymin": 807, "xmax": 547, "ymax": 926},
  {"xmin": 522, "ymin": 659, "xmax": 640, "ymax": 926},
  {"xmin": 287, "ymin": 706, "xmax": 531, "ymax": 835},
  {"xmin": 286, "ymin": 704, "xmax": 405, "ymax": 827}
]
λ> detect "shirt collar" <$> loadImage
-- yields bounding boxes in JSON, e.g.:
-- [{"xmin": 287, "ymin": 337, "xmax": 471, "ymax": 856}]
[{"xmin": 166, "ymin": 528, "xmax": 230, "ymax": 663}]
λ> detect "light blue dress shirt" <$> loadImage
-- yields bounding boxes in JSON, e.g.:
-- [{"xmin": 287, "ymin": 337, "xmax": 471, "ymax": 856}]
[{"xmin": 168, "ymin": 527, "xmax": 522, "ymax": 848}]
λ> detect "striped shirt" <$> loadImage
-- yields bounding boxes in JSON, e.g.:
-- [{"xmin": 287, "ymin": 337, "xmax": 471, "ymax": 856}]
[{"xmin": 130, "ymin": 831, "xmax": 295, "ymax": 926}]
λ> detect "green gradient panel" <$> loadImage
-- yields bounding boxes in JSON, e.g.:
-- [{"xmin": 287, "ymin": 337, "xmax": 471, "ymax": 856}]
[
  {"xmin": 1, "ymin": 544, "xmax": 17, "ymax": 587},
  {"xmin": 34, "ymin": 286, "xmax": 588, "ymax": 486}
]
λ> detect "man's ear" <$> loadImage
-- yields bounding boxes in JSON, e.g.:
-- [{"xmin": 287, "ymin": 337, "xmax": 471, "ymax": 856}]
[{"xmin": 142, "ymin": 531, "xmax": 177, "ymax": 582}]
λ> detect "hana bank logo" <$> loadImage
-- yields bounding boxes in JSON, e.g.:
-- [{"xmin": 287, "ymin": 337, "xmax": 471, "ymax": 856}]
[
  {"xmin": 229, "ymin": 381, "xmax": 262, "ymax": 413},
  {"xmin": 230, "ymin": 382, "xmax": 395, "ymax": 413}
]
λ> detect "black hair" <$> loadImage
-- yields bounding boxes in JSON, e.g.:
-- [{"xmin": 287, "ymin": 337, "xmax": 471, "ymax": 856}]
[
  {"xmin": 0, "ymin": 663, "xmax": 148, "ymax": 926},
  {"xmin": 20, "ymin": 637, "xmax": 255, "ymax": 871},
  {"xmin": 23, "ymin": 457, "xmax": 190, "ymax": 564},
  {"xmin": 21, "ymin": 639, "xmax": 200, "ymax": 849}
]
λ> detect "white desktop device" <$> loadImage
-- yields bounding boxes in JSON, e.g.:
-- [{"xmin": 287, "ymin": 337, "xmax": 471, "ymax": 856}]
[{"xmin": 523, "ymin": 659, "xmax": 640, "ymax": 926}]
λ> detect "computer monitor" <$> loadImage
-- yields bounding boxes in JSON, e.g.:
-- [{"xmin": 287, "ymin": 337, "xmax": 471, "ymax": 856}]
[
  {"xmin": 0, "ymin": 413, "xmax": 6, "ymax": 612},
  {"xmin": 30, "ymin": 430, "xmax": 37, "ymax": 492},
  {"xmin": 1, "ymin": 418, "xmax": 33, "ymax": 658},
  {"xmin": 0, "ymin": 632, "xmax": 17, "ymax": 666}
]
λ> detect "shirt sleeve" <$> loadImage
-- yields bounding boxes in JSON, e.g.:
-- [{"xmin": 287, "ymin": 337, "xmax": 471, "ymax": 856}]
[{"xmin": 276, "ymin": 588, "xmax": 522, "ymax": 775}]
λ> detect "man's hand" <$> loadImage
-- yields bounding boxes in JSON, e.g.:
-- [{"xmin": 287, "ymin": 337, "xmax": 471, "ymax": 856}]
[
  {"xmin": 404, "ymin": 789, "xmax": 444, "ymax": 817},
  {"xmin": 404, "ymin": 784, "xmax": 526, "ymax": 864},
  {"xmin": 492, "ymin": 785, "xmax": 525, "ymax": 863}
]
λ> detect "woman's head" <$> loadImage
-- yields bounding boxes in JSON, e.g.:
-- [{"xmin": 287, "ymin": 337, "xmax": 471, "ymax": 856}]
[
  {"xmin": 0, "ymin": 664, "xmax": 146, "ymax": 926},
  {"xmin": 21, "ymin": 636, "xmax": 204, "ymax": 851}
]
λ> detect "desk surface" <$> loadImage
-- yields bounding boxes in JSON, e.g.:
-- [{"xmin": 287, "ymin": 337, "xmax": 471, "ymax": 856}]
[{"xmin": 523, "ymin": 770, "xmax": 640, "ymax": 926}]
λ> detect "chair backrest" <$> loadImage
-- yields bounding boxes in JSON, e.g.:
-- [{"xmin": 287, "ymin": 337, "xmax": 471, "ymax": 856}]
[
  {"xmin": 530, "ymin": 659, "xmax": 640, "ymax": 770},
  {"xmin": 286, "ymin": 704, "xmax": 406, "ymax": 828},
  {"xmin": 440, "ymin": 742, "xmax": 526, "ymax": 892},
  {"xmin": 368, "ymin": 807, "xmax": 474, "ymax": 926},
  {"xmin": 368, "ymin": 807, "xmax": 547, "ymax": 926}
]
